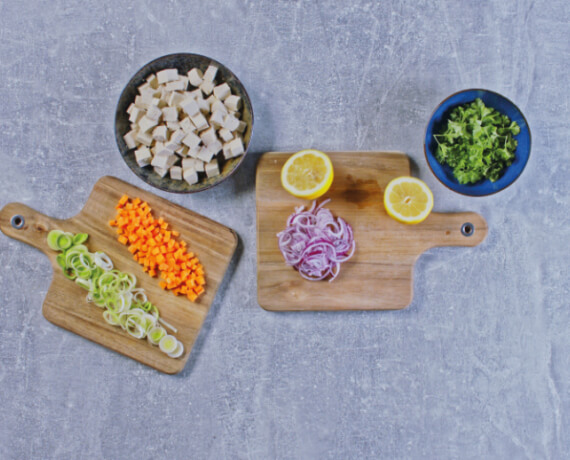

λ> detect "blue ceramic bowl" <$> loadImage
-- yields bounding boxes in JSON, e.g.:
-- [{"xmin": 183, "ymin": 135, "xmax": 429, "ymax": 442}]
[{"xmin": 424, "ymin": 89, "xmax": 531, "ymax": 196}]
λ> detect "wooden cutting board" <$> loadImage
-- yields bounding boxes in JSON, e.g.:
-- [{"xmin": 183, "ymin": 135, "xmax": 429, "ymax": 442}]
[
  {"xmin": 257, "ymin": 151, "xmax": 488, "ymax": 311},
  {"xmin": 0, "ymin": 176, "xmax": 237, "ymax": 374}
]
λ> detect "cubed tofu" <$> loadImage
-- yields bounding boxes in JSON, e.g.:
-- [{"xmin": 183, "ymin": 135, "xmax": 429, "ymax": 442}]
[
  {"xmin": 129, "ymin": 106, "xmax": 144, "ymax": 124},
  {"xmin": 223, "ymin": 113, "xmax": 240, "ymax": 132},
  {"xmin": 182, "ymin": 157, "xmax": 204, "ymax": 172},
  {"xmin": 228, "ymin": 137, "xmax": 245, "ymax": 157},
  {"xmin": 211, "ymin": 99, "xmax": 228, "ymax": 115},
  {"xmin": 222, "ymin": 142, "xmax": 233, "ymax": 160},
  {"xmin": 183, "ymin": 168, "xmax": 199, "ymax": 185},
  {"xmin": 188, "ymin": 88, "xmax": 203, "ymax": 100},
  {"xmin": 205, "ymin": 94, "xmax": 217, "ymax": 108},
  {"xmin": 190, "ymin": 112, "xmax": 208, "ymax": 131},
  {"xmin": 187, "ymin": 68, "xmax": 203, "ymax": 87},
  {"xmin": 146, "ymin": 104, "xmax": 162, "ymax": 121},
  {"xmin": 135, "ymin": 146, "xmax": 152, "ymax": 167},
  {"xmin": 151, "ymin": 152, "xmax": 177, "ymax": 169},
  {"xmin": 218, "ymin": 128, "xmax": 234, "ymax": 143},
  {"xmin": 161, "ymin": 107, "xmax": 179, "ymax": 122},
  {"xmin": 150, "ymin": 97, "xmax": 161, "ymax": 106},
  {"xmin": 134, "ymin": 95, "xmax": 147, "ymax": 110},
  {"xmin": 224, "ymin": 95, "xmax": 241, "ymax": 112},
  {"xmin": 166, "ymin": 121, "xmax": 181, "ymax": 131},
  {"xmin": 205, "ymin": 160, "xmax": 220, "ymax": 178},
  {"xmin": 165, "ymin": 79, "xmax": 187, "ymax": 92},
  {"xmin": 180, "ymin": 117, "xmax": 195, "ymax": 133},
  {"xmin": 146, "ymin": 74, "xmax": 158, "ymax": 89},
  {"xmin": 152, "ymin": 125, "xmax": 168, "ymax": 142},
  {"xmin": 181, "ymin": 131, "xmax": 201, "ymax": 149},
  {"xmin": 138, "ymin": 81, "xmax": 151, "ymax": 93},
  {"xmin": 127, "ymin": 103, "xmax": 136, "ymax": 115},
  {"xmin": 209, "ymin": 110, "xmax": 226, "ymax": 129},
  {"xmin": 213, "ymin": 83, "xmax": 231, "ymax": 101},
  {"xmin": 156, "ymin": 68, "xmax": 179, "ymax": 84},
  {"xmin": 167, "ymin": 91, "xmax": 184, "ymax": 107},
  {"xmin": 170, "ymin": 166, "xmax": 183, "ymax": 180},
  {"xmin": 187, "ymin": 146, "xmax": 201, "ymax": 159},
  {"xmin": 198, "ymin": 98, "xmax": 210, "ymax": 114},
  {"xmin": 236, "ymin": 120, "xmax": 247, "ymax": 133},
  {"xmin": 135, "ymin": 130, "xmax": 153, "ymax": 146},
  {"xmin": 175, "ymin": 145, "xmax": 189, "ymax": 157},
  {"xmin": 154, "ymin": 166, "xmax": 169, "ymax": 178},
  {"xmin": 200, "ymin": 127, "xmax": 218, "ymax": 146},
  {"xmin": 197, "ymin": 146, "xmax": 215, "ymax": 163},
  {"xmin": 207, "ymin": 139, "xmax": 223, "ymax": 156},
  {"xmin": 170, "ymin": 128, "xmax": 186, "ymax": 145},
  {"xmin": 138, "ymin": 115, "xmax": 159, "ymax": 133},
  {"xmin": 200, "ymin": 80, "xmax": 215, "ymax": 96},
  {"xmin": 179, "ymin": 97, "xmax": 200, "ymax": 116},
  {"xmin": 203, "ymin": 65, "xmax": 218, "ymax": 82},
  {"xmin": 123, "ymin": 130, "xmax": 137, "ymax": 149}
]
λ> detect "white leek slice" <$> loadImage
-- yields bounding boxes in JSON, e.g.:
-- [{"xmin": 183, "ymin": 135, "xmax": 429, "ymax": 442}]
[
  {"xmin": 159, "ymin": 335, "xmax": 178, "ymax": 354},
  {"xmin": 167, "ymin": 340, "xmax": 184, "ymax": 358},
  {"xmin": 147, "ymin": 326, "xmax": 166, "ymax": 345}
]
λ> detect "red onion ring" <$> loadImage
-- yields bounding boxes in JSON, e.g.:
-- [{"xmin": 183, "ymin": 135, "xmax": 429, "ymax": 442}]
[{"xmin": 277, "ymin": 200, "xmax": 356, "ymax": 282}]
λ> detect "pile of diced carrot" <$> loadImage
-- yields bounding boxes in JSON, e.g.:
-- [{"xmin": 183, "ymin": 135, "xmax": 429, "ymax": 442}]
[{"xmin": 110, "ymin": 195, "xmax": 205, "ymax": 301}]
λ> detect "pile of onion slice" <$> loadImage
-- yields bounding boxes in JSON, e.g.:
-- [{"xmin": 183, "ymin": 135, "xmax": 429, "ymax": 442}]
[{"xmin": 277, "ymin": 199, "xmax": 355, "ymax": 282}]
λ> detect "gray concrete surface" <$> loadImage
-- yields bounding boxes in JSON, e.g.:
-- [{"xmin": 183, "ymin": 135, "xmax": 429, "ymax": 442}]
[{"xmin": 1, "ymin": 1, "xmax": 569, "ymax": 459}]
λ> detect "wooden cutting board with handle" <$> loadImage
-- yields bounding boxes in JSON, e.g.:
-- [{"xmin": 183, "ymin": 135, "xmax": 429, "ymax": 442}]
[
  {"xmin": 0, "ymin": 176, "xmax": 237, "ymax": 374},
  {"xmin": 257, "ymin": 151, "xmax": 488, "ymax": 311}
]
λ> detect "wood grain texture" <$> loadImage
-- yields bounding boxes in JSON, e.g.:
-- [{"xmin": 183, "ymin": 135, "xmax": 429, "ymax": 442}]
[
  {"xmin": 256, "ymin": 152, "xmax": 488, "ymax": 311},
  {"xmin": 0, "ymin": 176, "xmax": 237, "ymax": 374}
]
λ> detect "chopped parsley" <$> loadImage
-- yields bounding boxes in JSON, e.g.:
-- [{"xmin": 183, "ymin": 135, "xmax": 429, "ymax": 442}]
[{"xmin": 434, "ymin": 98, "xmax": 520, "ymax": 184}]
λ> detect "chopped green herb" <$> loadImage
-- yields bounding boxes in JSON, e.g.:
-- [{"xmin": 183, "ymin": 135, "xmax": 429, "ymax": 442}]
[{"xmin": 434, "ymin": 98, "xmax": 520, "ymax": 184}]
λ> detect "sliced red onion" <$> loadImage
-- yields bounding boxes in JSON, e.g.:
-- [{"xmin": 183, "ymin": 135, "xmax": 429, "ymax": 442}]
[{"xmin": 277, "ymin": 200, "xmax": 356, "ymax": 282}]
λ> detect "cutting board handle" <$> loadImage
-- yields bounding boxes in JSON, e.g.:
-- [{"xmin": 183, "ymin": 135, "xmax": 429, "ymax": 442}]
[
  {"xmin": 0, "ymin": 203, "xmax": 64, "ymax": 256},
  {"xmin": 421, "ymin": 211, "xmax": 488, "ymax": 250}
]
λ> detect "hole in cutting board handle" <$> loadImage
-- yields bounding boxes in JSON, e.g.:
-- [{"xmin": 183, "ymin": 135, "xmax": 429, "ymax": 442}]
[
  {"xmin": 10, "ymin": 215, "xmax": 25, "ymax": 229},
  {"xmin": 461, "ymin": 222, "xmax": 474, "ymax": 237}
]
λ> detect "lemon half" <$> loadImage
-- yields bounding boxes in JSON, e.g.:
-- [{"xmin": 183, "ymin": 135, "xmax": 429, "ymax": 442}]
[
  {"xmin": 281, "ymin": 149, "xmax": 334, "ymax": 199},
  {"xmin": 383, "ymin": 176, "xmax": 434, "ymax": 224}
]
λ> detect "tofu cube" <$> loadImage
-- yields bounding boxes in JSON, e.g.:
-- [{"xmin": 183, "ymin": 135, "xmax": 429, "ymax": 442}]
[
  {"xmin": 167, "ymin": 91, "xmax": 184, "ymax": 107},
  {"xmin": 213, "ymin": 83, "xmax": 231, "ymax": 101},
  {"xmin": 205, "ymin": 160, "xmax": 220, "ymax": 178},
  {"xmin": 123, "ymin": 130, "xmax": 137, "ymax": 149},
  {"xmin": 138, "ymin": 115, "xmax": 159, "ymax": 133},
  {"xmin": 156, "ymin": 68, "xmax": 179, "ymax": 84},
  {"xmin": 187, "ymin": 146, "xmax": 201, "ymax": 159},
  {"xmin": 211, "ymin": 99, "xmax": 228, "ymax": 115},
  {"xmin": 134, "ymin": 95, "xmax": 147, "ymax": 110},
  {"xmin": 200, "ymin": 127, "xmax": 218, "ymax": 146},
  {"xmin": 183, "ymin": 168, "xmax": 199, "ymax": 185},
  {"xmin": 236, "ymin": 120, "xmax": 247, "ymax": 133},
  {"xmin": 146, "ymin": 104, "xmax": 162, "ymax": 121},
  {"xmin": 170, "ymin": 166, "xmax": 183, "ymax": 180},
  {"xmin": 206, "ymin": 139, "xmax": 222, "ymax": 156},
  {"xmin": 154, "ymin": 166, "xmax": 169, "ymax": 178},
  {"xmin": 150, "ymin": 97, "xmax": 161, "ymax": 106},
  {"xmin": 182, "ymin": 157, "xmax": 204, "ymax": 172},
  {"xmin": 146, "ymin": 74, "xmax": 159, "ymax": 89},
  {"xmin": 228, "ymin": 137, "xmax": 245, "ymax": 157},
  {"xmin": 175, "ymin": 145, "xmax": 189, "ymax": 157},
  {"xmin": 135, "ymin": 130, "xmax": 153, "ymax": 146},
  {"xmin": 187, "ymin": 68, "xmax": 204, "ymax": 87},
  {"xmin": 128, "ymin": 106, "xmax": 144, "ymax": 124},
  {"xmin": 165, "ymin": 79, "xmax": 187, "ymax": 92},
  {"xmin": 205, "ymin": 94, "xmax": 217, "ymax": 108},
  {"xmin": 223, "ymin": 113, "xmax": 240, "ymax": 132},
  {"xmin": 203, "ymin": 65, "xmax": 218, "ymax": 82},
  {"xmin": 188, "ymin": 88, "xmax": 203, "ymax": 100},
  {"xmin": 190, "ymin": 112, "xmax": 208, "ymax": 131},
  {"xmin": 200, "ymin": 80, "xmax": 215, "ymax": 96},
  {"xmin": 166, "ymin": 121, "xmax": 181, "ymax": 131},
  {"xmin": 179, "ymin": 97, "xmax": 200, "ymax": 116},
  {"xmin": 218, "ymin": 128, "xmax": 233, "ymax": 143},
  {"xmin": 224, "ymin": 95, "xmax": 241, "ymax": 112},
  {"xmin": 197, "ymin": 146, "xmax": 215, "ymax": 163},
  {"xmin": 180, "ymin": 117, "xmax": 195, "ymax": 133},
  {"xmin": 209, "ymin": 110, "xmax": 226, "ymax": 129},
  {"xmin": 169, "ymin": 129, "xmax": 186, "ymax": 145},
  {"xmin": 181, "ymin": 131, "xmax": 201, "ymax": 149},
  {"xmin": 222, "ymin": 142, "xmax": 233, "ymax": 160},
  {"xmin": 127, "ymin": 103, "xmax": 136, "ymax": 115},
  {"xmin": 151, "ymin": 152, "xmax": 177, "ymax": 169},
  {"xmin": 161, "ymin": 107, "xmax": 179, "ymax": 122},
  {"xmin": 137, "ymin": 81, "xmax": 151, "ymax": 93},
  {"xmin": 152, "ymin": 125, "xmax": 168, "ymax": 142},
  {"xmin": 134, "ymin": 146, "xmax": 152, "ymax": 167},
  {"xmin": 198, "ymin": 98, "xmax": 210, "ymax": 113}
]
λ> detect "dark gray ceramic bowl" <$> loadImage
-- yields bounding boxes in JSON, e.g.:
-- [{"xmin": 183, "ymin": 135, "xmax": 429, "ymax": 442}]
[{"xmin": 115, "ymin": 53, "xmax": 253, "ymax": 193}]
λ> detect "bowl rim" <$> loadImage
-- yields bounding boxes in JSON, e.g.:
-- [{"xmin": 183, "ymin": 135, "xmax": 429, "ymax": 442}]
[
  {"xmin": 114, "ymin": 52, "xmax": 254, "ymax": 194},
  {"xmin": 423, "ymin": 88, "xmax": 531, "ymax": 197}
]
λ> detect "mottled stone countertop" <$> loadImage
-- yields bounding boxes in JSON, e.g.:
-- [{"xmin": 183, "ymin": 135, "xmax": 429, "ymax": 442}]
[{"xmin": 1, "ymin": 1, "xmax": 568, "ymax": 459}]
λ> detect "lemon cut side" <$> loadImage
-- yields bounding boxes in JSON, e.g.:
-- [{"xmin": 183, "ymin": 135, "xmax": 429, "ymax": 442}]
[
  {"xmin": 281, "ymin": 149, "xmax": 334, "ymax": 200},
  {"xmin": 384, "ymin": 176, "xmax": 434, "ymax": 224}
]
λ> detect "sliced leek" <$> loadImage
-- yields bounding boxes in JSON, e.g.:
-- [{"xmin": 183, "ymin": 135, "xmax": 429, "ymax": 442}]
[{"xmin": 46, "ymin": 229, "xmax": 183, "ymax": 359}]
